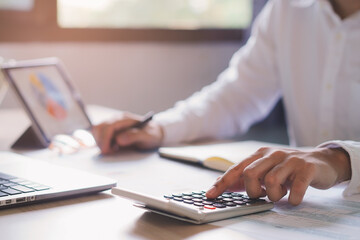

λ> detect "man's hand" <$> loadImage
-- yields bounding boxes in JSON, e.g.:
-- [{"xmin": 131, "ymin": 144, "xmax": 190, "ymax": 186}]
[
  {"xmin": 92, "ymin": 112, "xmax": 164, "ymax": 154},
  {"xmin": 206, "ymin": 146, "xmax": 351, "ymax": 205}
]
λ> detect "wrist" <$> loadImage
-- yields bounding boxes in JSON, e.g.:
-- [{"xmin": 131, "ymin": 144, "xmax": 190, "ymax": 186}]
[
  {"xmin": 152, "ymin": 122, "xmax": 165, "ymax": 147},
  {"xmin": 322, "ymin": 147, "xmax": 352, "ymax": 183}
]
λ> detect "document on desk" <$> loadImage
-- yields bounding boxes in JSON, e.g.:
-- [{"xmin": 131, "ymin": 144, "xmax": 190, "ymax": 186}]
[{"xmin": 213, "ymin": 184, "xmax": 360, "ymax": 240}]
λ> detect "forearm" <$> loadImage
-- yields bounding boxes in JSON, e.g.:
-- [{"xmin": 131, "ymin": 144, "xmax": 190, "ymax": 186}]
[{"xmin": 154, "ymin": 74, "xmax": 254, "ymax": 144}]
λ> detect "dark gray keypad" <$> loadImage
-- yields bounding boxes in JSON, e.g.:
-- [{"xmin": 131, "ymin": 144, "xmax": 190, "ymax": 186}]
[{"xmin": 164, "ymin": 191, "xmax": 264, "ymax": 210}]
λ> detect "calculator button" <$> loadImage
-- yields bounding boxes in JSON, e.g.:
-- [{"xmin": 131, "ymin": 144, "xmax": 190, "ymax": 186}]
[
  {"xmin": 183, "ymin": 200, "xmax": 194, "ymax": 204},
  {"xmin": 194, "ymin": 202, "xmax": 204, "ymax": 207},
  {"xmin": 225, "ymin": 202, "xmax": 237, "ymax": 207},
  {"xmin": 222, "ymin": 194, "xmax": 232, "ymax": 198},
  {"xmin": 223, "ymin": 198, "xmax": 233, "ymax": 202},
  {"xmin": 203, "ymin": 201, "xmax": 214, "ymax": 205},
  {"xmin": 214, "ymin": 199, "xmax": 224, "ymax": 204},
  {"xmin": 204, "ymin": 205, "xmax": 216, "ymax": 210},
  {"xmin": 232, "ymin": 196, "xmax": 243, "ymax": 200},
  {"xmin": 164, "ymin": 194, "xmax": 173, "ymax": 199},
  {"xmin": 234, "ymin": 200, "xmax": 246, "ymax": 205},
  {"xmin": 192, "ymin": 198, "xmax": 203, "ymax": 203},
  {"xmin": 182, "ymin": 192, "xmax": 193, "ymax": 196},
  {"xmin": 213, "ymin": 203, "xmax": 226, "ymax": 208},
  {"xmin": 173, "ymin": 197, "xmax": 183, "ymax": 201},
  {"xmin": 231, "ymin": 192, "xmax": 243, "ymax": 197},
  {"xmin": 182, "ymin": 196, "xmax": 193, "ymax": 200}
]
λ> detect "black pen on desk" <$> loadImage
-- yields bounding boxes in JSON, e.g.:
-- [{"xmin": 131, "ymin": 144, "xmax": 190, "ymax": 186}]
[{"xmin": 110, "ymin": 111, "xmax": 154, "ymax": 148}]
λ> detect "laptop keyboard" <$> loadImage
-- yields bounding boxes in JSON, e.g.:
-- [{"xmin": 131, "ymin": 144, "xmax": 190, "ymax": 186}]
[{"xmin": 0, "ymin": 172, "xmax": 50, "ymax": 198}]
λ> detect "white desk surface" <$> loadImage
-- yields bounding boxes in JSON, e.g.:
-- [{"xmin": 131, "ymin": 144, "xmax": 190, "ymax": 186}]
[{"xmin": 0, "ymin": 106, "xmax": 359, "ymax": 240}]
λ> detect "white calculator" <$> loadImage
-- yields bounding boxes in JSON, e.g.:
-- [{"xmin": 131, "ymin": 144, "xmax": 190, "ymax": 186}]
[{"xmin": 111, "ymin": 187, "xmax": 274, "ymax": 224}]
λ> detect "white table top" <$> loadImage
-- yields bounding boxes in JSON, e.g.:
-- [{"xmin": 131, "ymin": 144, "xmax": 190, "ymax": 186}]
[{"xmin": 0, "ymin": 106, "xmax": 359, "ymax": 240}]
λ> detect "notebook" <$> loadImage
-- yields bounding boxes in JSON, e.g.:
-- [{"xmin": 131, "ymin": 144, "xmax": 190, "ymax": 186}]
[
  {"xmin": 159, "ymin": 141, "xmax": 289, "ymax": 172},
  {"xmin": 0, "ymin": 151, "xmax": 116, "ymax": 208}
]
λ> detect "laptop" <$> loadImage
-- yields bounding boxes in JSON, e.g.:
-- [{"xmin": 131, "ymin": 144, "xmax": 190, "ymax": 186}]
[
  {"xmin": 0, "ymin": 151, "xmax": 116, "ymax": 208},
  {"xmin": 0, "ymin": 58, "xmax": 116, "ymax": 208}
]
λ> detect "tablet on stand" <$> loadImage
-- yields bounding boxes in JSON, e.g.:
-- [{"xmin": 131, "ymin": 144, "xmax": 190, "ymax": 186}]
[{"xmin": 0, "ymin": 57, "xmax": 92, "ymax": 149}]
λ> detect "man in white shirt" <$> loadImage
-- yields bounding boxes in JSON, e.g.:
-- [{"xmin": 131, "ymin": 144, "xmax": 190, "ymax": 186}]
[{"xmin": 93, "ymin": 0, "xmax": 360, "ymax": 205}]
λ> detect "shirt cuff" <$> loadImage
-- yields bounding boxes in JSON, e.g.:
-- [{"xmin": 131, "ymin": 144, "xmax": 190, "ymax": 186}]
[
  {"xmin": 153, "ymin": 111, "xmax": 186, "ymax": 146},
  {"xmin": 317, "ymin": 140, "xmax": 360, "ymax": 197}
]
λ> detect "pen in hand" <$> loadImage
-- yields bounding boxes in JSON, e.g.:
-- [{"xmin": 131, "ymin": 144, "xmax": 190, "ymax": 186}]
[{"xmin": 110, "ymin": 111, "xmax": 154, "ymax": 148}]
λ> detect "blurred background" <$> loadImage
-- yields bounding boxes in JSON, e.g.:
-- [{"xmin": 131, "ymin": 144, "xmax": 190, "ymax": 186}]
[{"xmin": 0, "ymin": 0, "xmax": 288, "ymax": 143}]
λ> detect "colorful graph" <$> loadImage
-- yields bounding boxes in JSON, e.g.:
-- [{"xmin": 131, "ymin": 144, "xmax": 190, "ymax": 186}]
[{"xmin": 29, "ymin": 73, "xmax": 67, "ymax": 120}]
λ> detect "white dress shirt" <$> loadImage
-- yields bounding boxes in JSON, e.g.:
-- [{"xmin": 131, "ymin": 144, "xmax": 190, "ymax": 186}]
[{"xmin": 154, "ymin": 0, "xmax": 360, "ymax": 195}]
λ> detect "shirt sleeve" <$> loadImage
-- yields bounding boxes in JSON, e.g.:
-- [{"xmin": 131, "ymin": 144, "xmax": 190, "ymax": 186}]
[
  {"xmin": 154, "ymin": 0, "xmax": 282, "ymax": 145},
  {"xmin": 318, "ymin": 140, "xmax": 360, "ymax": 196}
]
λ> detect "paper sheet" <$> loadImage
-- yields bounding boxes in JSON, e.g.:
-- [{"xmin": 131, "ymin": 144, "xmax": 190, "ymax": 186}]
[{"xmin": 213, "ymin": 185, "xmax": 360, "ymax": 240}]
